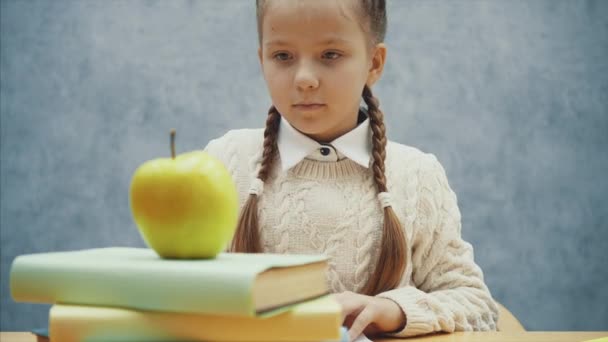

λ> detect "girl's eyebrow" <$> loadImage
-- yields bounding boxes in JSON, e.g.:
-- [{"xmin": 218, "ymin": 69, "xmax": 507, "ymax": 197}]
[
  {"xmin": 318, "ymin": 38, "xmax": 352, "ymax": 46},
  {"xmin": 264, "ymin": 37, "xmax": 352, "ymax": 48}
]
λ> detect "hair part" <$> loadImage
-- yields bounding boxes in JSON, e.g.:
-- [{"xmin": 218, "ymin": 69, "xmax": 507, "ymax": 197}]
[{"xmin": 256, "ymin": 0, "xmax": 387, "ymax": 47}]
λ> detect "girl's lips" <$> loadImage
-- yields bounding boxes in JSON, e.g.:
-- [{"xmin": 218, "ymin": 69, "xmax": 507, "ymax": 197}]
[{"xmin": 292, "ymin": 104, "xmax": 326, "ymax": 111}]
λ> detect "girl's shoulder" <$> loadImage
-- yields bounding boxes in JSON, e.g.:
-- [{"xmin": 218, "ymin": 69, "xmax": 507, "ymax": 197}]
[
  {"xmin": 203, "ymin": 128, "xmax": 265, "ymax": 170},
  {"xmin": 386, "ymin": 139, "xmax": 434, "ymax": 165},
  {"xmin": 385, "ymin": 140, "xmax": 448, "ymax": 180},
  {"xmin": 204, "ymin": 128, "xmax": 264, "ymax": 150}
]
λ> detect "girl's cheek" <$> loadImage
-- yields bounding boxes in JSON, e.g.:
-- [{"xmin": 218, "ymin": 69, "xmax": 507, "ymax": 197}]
[
  {"xmin": 273, "ymin": 73, "xmax": 293, "ymax": 87},
  {"xmin": 269, "ymin": 75, "xmax": 286, "ymax": 89}
]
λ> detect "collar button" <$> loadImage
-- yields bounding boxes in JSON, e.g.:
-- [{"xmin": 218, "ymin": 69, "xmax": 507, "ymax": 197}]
[{"xmin": 320, "ymin": 146, "xmax": 331, "ymax": 156}]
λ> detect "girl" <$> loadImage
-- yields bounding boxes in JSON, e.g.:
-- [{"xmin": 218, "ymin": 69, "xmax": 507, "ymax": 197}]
[{"xmin": 204, "ymin": 0, "xmax": 499, "ymax": 340}]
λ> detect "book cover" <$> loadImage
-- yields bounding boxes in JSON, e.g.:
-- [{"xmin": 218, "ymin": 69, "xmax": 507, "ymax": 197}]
[{"xmin": 11, "ymin": 247, "xmax": 328, "ymax": 317}]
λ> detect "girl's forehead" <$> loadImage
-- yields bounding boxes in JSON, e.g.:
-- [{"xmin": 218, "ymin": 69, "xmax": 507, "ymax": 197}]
[
  {"xmin": 261, "ymin": 0, "xmax": 366, "ymax": 46},
  {"xmin": 264, "ymin": 0, "xmax": 355, "ymax": 16}
]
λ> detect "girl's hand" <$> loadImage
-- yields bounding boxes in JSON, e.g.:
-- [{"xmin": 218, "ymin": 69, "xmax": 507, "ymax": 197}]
[{"xmin": 333, "ymin": 291, "xmax": 407, "ymax": 341}]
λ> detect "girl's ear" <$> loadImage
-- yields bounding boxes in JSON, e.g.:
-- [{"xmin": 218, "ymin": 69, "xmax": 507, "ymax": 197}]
[
  {"xmin": 258, "ymin": 47, "xmax": 264, "ymax": 70},
  {"xmin": 366, "ymin": 43, "xmax": 387, "ymax": 87}
]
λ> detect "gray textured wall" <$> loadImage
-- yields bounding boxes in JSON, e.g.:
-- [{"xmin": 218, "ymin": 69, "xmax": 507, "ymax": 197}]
[{"xmin": 1, "ymin": 0, "xmax": 607, "ymax": 332}]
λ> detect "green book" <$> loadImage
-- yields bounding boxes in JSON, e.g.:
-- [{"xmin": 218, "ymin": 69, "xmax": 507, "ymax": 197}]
[{"xmin": 10, "ymin": 247, "xmax": 329, "ymax": 317}]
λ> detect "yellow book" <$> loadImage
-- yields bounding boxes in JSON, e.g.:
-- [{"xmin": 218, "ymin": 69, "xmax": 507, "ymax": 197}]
[{"xmin": 49, "ymin": 295, "xmax": 342, "ymax": 342}]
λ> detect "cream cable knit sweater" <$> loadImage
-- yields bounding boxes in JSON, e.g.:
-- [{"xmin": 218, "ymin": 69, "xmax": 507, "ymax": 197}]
[{"xmin": 203, "ymin": 128, "xmax": 499, "ymax": 337}]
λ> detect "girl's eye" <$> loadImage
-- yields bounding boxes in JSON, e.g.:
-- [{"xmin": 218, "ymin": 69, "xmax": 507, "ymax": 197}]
[
  {"xmin": 273, "ymin": 52, "xmax": 291, "ymax": 61},
  {"xmin": 323, "ymin": 51, "xmax": 342, "ymax": 60}
]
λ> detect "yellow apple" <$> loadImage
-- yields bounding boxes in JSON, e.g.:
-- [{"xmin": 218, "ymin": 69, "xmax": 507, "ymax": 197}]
[{"xmin": 129, "ymin": 129, "xmax": 238, "ymax": 259}]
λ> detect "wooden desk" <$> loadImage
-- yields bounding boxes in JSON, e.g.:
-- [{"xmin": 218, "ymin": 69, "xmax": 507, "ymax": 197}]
[{"xmin": 2, "ymin": 331, "xmax": 606, "ymax": 342}]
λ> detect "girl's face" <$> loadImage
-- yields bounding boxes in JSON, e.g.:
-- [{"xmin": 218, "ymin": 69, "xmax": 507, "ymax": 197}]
[{"xmin": 258, "ymin": 0, "xmax": 386, "ymax": 143}]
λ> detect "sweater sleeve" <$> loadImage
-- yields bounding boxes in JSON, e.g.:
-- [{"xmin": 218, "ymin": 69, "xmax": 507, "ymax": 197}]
[
  {"xmin": 202, "ymin": 130, "xmax": 240, "ymax": 180},
  {"xmin": 376, "ymin": 153, "xmax": 499, "ymax": 337},
  {"xmin": 202, "ymin": 133, "xmax": 225, "ymax": 163}
]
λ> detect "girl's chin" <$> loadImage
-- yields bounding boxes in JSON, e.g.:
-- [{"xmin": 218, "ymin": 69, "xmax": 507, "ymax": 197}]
[
  {"xmin": 293, "ymin": 124, "xmax": 323, "ymax": 137},
  {"xmin": 294, "ymin": 126, "xmax": 335, "ymax": 142}
]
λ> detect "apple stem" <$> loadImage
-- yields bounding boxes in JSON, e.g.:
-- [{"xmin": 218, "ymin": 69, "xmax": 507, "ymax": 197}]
[{"xmin": 170, "ymin": 129, "xmax": 176, "ymax": 159}]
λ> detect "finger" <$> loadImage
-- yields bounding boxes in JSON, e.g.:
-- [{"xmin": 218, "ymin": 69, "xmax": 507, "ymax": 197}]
[
  {"xmin": 334, "ymin": 292, "xmax": 366, "ymax": 323},
  {"xmin": 341, "ymin": 299, "xmax": 365, "ymax": 319},
  {"xmin": 348, "ymin": 305, "xmax": 376, "ymax": 342},
  {"xmin": 343, "ymin": 313, "xmax": 357, "ymax": 329}
]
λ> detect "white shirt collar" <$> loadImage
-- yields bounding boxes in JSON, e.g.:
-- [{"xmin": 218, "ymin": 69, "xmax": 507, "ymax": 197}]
[{"xmin": 276, "ymin": 111, "xmax": 372, "ymax": 172}]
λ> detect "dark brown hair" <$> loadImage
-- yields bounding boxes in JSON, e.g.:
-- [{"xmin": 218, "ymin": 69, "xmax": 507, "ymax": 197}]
[{"xmin": 233, "ymin": 0, "xmax": 407, "ymax": 296}]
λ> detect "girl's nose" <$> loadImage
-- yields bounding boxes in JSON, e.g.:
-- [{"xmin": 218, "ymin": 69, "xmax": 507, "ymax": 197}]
[{"xmin": 294, "ymin": 63, "xmax": 319, "ymax": 90}]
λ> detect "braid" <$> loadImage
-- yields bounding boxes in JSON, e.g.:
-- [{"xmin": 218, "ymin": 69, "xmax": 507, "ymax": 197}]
[
  {"xmin": 361, "ymin": 85, "xmax": 408, "ymax": 295},
  {"xmin": 363, "ymin": 86, "xmax": 389, "ymax": 193},
  {"xmin": 258, "ymin": 107, "xmax": 281, "ymax": 181},
  {"xmin": 230, "ymin": 106, "xmax": 280, "ymax": 253}
]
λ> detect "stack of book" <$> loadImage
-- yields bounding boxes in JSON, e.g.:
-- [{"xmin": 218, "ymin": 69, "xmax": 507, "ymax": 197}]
[{"xmin": 10, "ymin": 247, "xmax": 344, "ymax": 341}]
